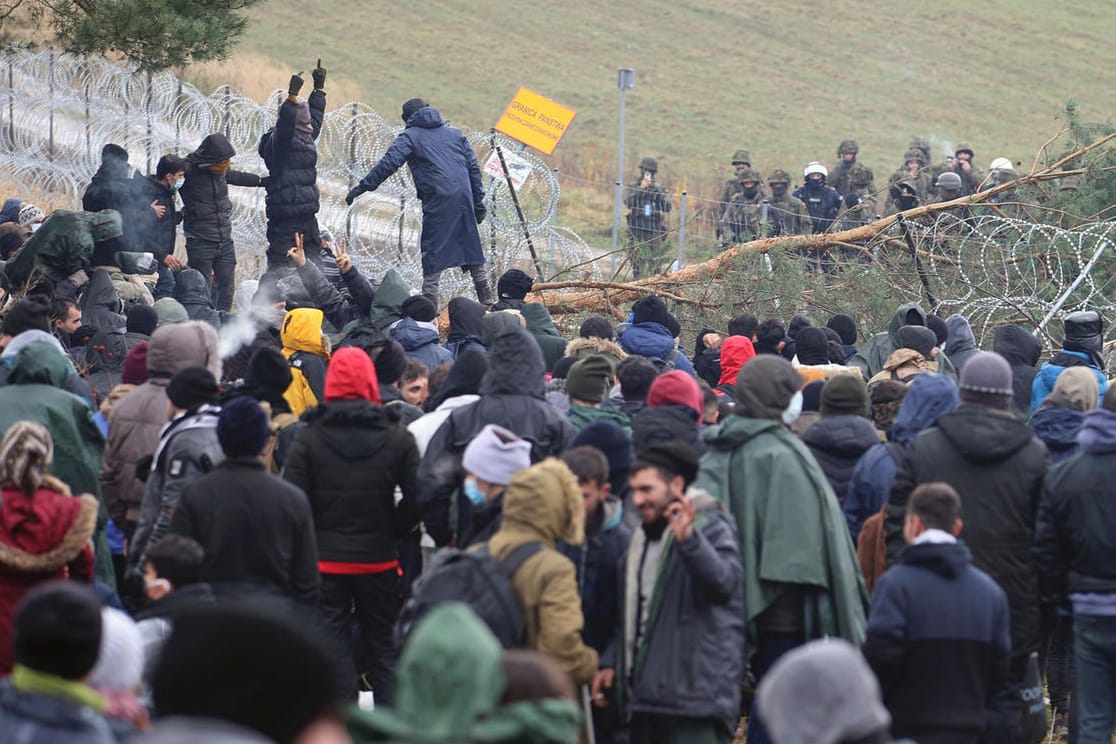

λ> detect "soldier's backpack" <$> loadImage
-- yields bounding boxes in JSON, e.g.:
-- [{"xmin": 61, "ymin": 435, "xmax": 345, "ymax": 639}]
[{"xmin": 396, "ymin": 541, "xmax": 543, "ymax": 648}]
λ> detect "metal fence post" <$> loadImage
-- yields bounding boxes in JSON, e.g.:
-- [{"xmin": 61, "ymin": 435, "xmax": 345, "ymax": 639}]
[
  {"xmin": 174, "ymin": 80, "xmax": 182, "ymax": 153},
  {"xmin": 676, "ymin": 191, "xmax": 688, "ymax": 270},
  {"xmin": 145, "ymin": 71, "xmax": 153, "ymax": 174},
  {"xmin": 6, "ymin": 54, "xmax": 13, "ymax": 150},
  {"xmin": 84, "ymin": 72, "xmax": 91, "ymax": 165},
  {"xmin": 48, "ymin": 49, "xmax": 55, "ymax": 161}
]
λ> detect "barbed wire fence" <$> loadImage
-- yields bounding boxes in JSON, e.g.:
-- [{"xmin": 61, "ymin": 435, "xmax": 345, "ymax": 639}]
[{"xmin": 0, "ymin": 47, "xmax": 604, "ymax": 295}]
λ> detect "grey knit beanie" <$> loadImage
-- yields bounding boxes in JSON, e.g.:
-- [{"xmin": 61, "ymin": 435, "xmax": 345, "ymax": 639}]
[
  {"xmin": 958, "ymin": 351, "xmax": 1013, "ymax": 409},
  {"xmin": 462, "ymin": 424, "xmax": 532, "ymax": 486}
]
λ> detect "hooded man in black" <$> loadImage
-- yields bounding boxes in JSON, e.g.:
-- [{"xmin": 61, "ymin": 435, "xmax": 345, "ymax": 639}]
[{"xmin": 179, "ymin": 133, "xmax": 264, "ymax": 313}]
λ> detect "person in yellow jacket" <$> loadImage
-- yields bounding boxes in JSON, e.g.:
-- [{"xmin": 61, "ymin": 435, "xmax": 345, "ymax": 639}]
[
  {"xmin": 485, "ymin": 458, "xmax": 599, "ymax": 685},
  {"xmin": 280, "ymin": 307, "xmax": 330, "ymax": 416}
]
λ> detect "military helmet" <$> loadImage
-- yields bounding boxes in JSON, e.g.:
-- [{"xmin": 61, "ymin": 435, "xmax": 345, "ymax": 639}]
[
  {"xmin": 768, "ymin": 169, "xmax": 791, "ymax": 184},
  {"xmin": 731, "ymin": 149, "xmax": 752, "ymax": 166},
  {"xmin": 909, "ymin": 137, "xmax": 931, "ymax": 160},
  {"xmin": 639, "ymin": 156, "xmax": 658, "ymax": 173},
  {"xmin": 954, "ymin": 143, "xmax": 974, "ymax": 158},
  {"xmin": 936, "ymin": 172, "xmax": 963, "ymax": 191},
  {"xmin": 737, "ymin": 167, "xmax": 761, "ymax": 183},
  {"xmin": 804, "ymin": 161, "xmax": 828, "ymax": 178},
  {"xmin": 848, "ymin": 164, "xmax": 874, "ymax": 187},
  {"xmin": 838, "ymin": 139, "xmax": 859, "ymax": 156},
  {"xmin": 903, "ymin": 148, "xmax": 928, "ymax": 166}
]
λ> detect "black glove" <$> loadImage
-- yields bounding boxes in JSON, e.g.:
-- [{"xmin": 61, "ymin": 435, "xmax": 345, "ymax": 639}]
[
  {"xmin": 475, "ymin": 203, "xmax": 487, "ymax": 224},
  {"xmin": 346, "ymin": 186, "xmax": 364, "ymax": 206},
  {"xmin": 312, "ymin": 62, "xmax": 326, "ymax": 90},
  {"xmin": 844, "ymin": 193, "xmax": 861, "ymax": 208},
  {"xmin": 288, "ymin": 73, "xmax": 304, "ymax": 96}
]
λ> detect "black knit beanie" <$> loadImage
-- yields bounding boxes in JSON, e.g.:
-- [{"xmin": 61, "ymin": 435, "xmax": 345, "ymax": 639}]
[
  {"xmin": 401, "ymin": 295, "xmax": 438, "ymax": 323},
  {"xmin": 632, "ymin": 295, "xmax": 670, "ymax": 327},
  {"xmin": 167, "ymin": 366, "xmax": 220, "ymax": 410},
  {"xmin": 217, "ymin": 396, "xmax": 270, "ymax": 457},
  {"xmin": 497, "ymin": 269, "xmax": 534, "ymax": 301},
  {"xmin": 634, "ymin": 440, "xmax": 700, "ymax": 488},
  {"xmin": 126, "ymin": 303, "xmax": 159, "ymax": 336},
  {"xmin": 795, "ymin": 327, "xmax": 830, "ymax": 365},
  {"xmin": 246, "ymin": 347, "xmax": 293, "ymax": 398}
]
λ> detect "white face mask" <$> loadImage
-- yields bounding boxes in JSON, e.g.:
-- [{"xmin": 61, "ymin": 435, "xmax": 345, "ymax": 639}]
[{"xmin": 781, "ymin": 390, "xmax": 804, "ymax": 426}]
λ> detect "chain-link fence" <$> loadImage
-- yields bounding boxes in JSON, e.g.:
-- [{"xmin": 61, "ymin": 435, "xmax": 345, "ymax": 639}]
[{"xmin": 0, "ymin": 47, "xmax": 602, "ymax": 293}]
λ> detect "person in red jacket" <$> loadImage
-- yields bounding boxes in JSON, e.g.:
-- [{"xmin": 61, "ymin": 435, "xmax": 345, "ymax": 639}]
[{"xmin": 0, "ymin": 421, "xmax": 98, "ymax": 675}]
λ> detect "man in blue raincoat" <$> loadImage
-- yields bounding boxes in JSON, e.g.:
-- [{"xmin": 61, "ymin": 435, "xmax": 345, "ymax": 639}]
[{"xmin": 347, "ymin": 98, "xmax": 493, "ymax": 307}]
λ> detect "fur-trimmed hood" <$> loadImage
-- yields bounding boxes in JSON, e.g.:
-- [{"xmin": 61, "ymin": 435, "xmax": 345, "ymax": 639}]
[
  {"xmin": 565, "ymin": 337, "xmax": 626, "ymax": 363},
  {"xmin": 0, "ymin": 481, "xmax": 97, "ymax": 573}
]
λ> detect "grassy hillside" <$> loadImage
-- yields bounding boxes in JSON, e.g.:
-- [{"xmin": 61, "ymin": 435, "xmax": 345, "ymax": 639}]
[{"xmin": 187, "ymin": 0, "xmax": 1116, "ymax": 249}]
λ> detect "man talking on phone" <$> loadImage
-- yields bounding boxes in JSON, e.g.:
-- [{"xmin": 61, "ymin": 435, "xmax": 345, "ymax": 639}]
[{"xmin": 597, "ymin": 441, "xmax": 744, "ymax": 744}]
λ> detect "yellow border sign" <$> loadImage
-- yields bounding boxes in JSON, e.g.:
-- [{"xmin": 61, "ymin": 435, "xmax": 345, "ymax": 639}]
[{"xmin": 494, "ymin": 87, "xmax": 576, "ymax": 156}]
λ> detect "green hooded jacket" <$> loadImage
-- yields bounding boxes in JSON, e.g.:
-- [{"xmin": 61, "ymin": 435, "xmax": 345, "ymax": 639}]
[
  {"xmin": 567, "ymin": 403, "xmax": 631, "ymax": 435},
  {"xmin": 850, "ymin": 302, "xmax": 958, "ymax": 382},
  {"xmin": 693, "ymin": 415, "xmax": 869, "ymax": 661},
  {"xmin": 521, "ymin": 302, "xmax": 568, "ymax": 374},
  {"xmin": 347, "ymin": 603, "xmax": 581, "ymax": 744},
  {"xmin": 0, "ymin": 340, "xmax": 115, "ymax": 585},
  {"xmin": 369, "ymin": 269, "xmax": 417, "ymax": 329},
  {"xmin": 4, "ymin": 210, "xmax": 122, "ymax": 289}
]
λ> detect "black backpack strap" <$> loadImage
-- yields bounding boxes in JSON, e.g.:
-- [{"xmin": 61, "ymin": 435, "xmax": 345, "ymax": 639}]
[{"xmin": 494, "ymin": 542, "xmax": 544, "ymax": 578}]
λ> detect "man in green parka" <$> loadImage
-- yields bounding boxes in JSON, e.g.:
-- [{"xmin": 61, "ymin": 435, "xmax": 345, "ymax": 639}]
[
  {"xmin": 693, "ymin": 355, "xmax": 869, "ymax": 744},
  {"xmin": 850, "ymin": 302, "xmax": 959, "ymax": 382},
  {"xmin": 0, "ymin": 340, "xmax": 115, "ymax": 586}
]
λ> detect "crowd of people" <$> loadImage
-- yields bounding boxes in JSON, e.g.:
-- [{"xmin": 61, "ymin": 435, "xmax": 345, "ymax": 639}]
[
  {"xmin": 0, "ymin": 75, "xmax": 1113, "ymax": 744},
  {"xmin": 621, "ymin": 137, "xmax": 1057, "ymax": 276}
]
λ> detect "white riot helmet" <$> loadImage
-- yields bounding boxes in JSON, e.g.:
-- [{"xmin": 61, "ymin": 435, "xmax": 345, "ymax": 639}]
[
  {"xmin": 989, "ymin": 157, "xmax": 1014, "ymax": 172},
  {"xmin": 804, "ymin": 161, "xmax": 829, "ymax": 179}
]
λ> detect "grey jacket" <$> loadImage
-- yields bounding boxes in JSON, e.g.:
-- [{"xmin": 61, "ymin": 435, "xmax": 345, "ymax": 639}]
[
  {"xmin": 620, "ymin": 491, "xmax": 745, "ymax": 728},
  {"xmin": 126, "ymin": 405, "xmax": 224, "ymax": 580}
]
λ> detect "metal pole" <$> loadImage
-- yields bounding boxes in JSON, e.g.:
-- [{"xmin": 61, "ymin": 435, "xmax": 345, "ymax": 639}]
[
  {"xmin": 491, "ymin": 129, "xmax": 544, "ymax": 278},
  {"xmin": 84, "ymin": 76, "xmax": 91, "ymax": 164},
  {"xmin": 549, "ymin": 168, "xmax": 558, "ymax": 266},
  {"xmin": 7, "ymin": 55, "xmax": 13, "ymax": 149},
  {"xmin": 146, "ymin": 71, "xmax": 153, "ymax": 174},
  {"xmin": 1036, "ymin": 236, "xmax": 1111, "ymax": 335},
  {"xmin": 223, "ymin": 84, "xmax": 231, "ymax": 139},
  {"xmin": 610, "ymin": 87, "xmax": 626, "ymax": 275},
  {"xmin": 675, "ymin": 191, "xmax": 688, "ymax": 270},
  {"xmin": 347, "ymin": 102, "xmax": 358, "ymax": 240},
  {"xmin": 48, "ymin": 49, "xmax": 54, "ymax": 162},
  {"xmin": 174, "ymin": 80, "xmax": 182, "ymax": 153}
]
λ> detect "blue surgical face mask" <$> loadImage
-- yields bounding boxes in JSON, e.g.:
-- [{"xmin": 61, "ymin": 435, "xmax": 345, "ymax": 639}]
[
  {"xmin": 174, "ymin": 177, "xmax": 185, "ymax": 190},
  {"xmin": 463, "ymin": 477, "xmax": 487, "ymax": 507}
]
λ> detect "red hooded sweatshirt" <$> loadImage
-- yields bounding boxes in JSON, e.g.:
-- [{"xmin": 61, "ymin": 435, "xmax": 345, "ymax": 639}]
[
  {"xmin": 717, "ymin": 336, "xmax": 756, "ymax": 389},
  {"xmin": 324, "ymin": 347, "xmax": 381, "ymax": 404}
]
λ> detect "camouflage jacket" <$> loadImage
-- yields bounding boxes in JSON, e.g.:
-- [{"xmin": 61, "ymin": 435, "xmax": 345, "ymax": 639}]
[
  {"xmin": 719, "ymin": 176, "xmax": 765, "ymax": 221},
  {"xmin": 829, "ymin": 160, "xmax": 873, "ymax": 196},
  {"xmin": 765, "ymin": 193, "xmax": 813, "ymax": 236},
  {"xmin": 719, "ymin": 190, "xmax": 766, "ymax": 242}
]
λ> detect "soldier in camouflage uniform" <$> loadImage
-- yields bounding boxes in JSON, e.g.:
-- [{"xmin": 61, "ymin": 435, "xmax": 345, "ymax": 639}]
[
  {"xmin": 830, "ymin": 139, "xmax": 873, "ymax": 196},
  {"xmin": 834, "ymin": 163, "xmax": 879, "ymax": 231},
  {"xmin": 946, "ymin": 143, "xmax": 983, "ymax": 195},
  {"xmin": 764, "ymin": 169, "xmax": 812, "ymax": 237},
  {"xmin": 718, "ymin": 167, "xmax": 767, "ymax": 245},
  {"xmin": 718, "ymin": 149, "xmax": 760, "ymax": 238},
  {"xmin": 883, "ymin": 149, "xmax": 933, "ymax": 213},
  {"xmin": 625, "ymin": 156, "xmax": 672, "ymax": 278},
  {"xmin": 883, "ymin": 173, "xmax": 921, "ymax": 216}
]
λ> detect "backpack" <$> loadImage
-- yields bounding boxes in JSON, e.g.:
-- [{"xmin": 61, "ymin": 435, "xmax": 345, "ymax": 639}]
[
  {"xmin": 396, "ymin": 541, "xmax": 543, "ymax": 648},
  {"xmin": 649, "ymin": 348, "xmax": 679, "ymax": 374}
]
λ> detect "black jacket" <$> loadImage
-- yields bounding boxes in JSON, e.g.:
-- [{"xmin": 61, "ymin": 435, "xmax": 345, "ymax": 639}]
[
  {"xmin": 888, "ymin": 405, "xmax": 1048, "ymax": 666},
  {"xmin": 173, "ymin": 268, "xmax": 220, "ymax": 329},
  {"xmin": 1035, "ymin": 408, "xmax": 1116, "ymax": 601},
  {"xmin": 180, "ymin": 133, "xmax": 262, "ymax": 244},
  {"xmin": 864, "ymin": 540, "xmax": 1015, "ymax": 743},
  {"xmin": 132, "ymin": 174, "xmax": 180, "ymax": 260},
  {"xmin": 801, "ymin": 414, "xmax": 880, "ymax": 505},
  {"xmin": 295, "ymin": 259, "xmax": 375, "ymax": 332},
  {"xmin": 282, "ymin": 399, "xmax": 421, "ymax": 563},
  {"xmin": 170, "ymin": 457, "xmax": 320, "ymax": 607},
  {"xmin": 631, "ymin": 405, "xmax": 704, "ymax": 454},
  {"xmin": 993, "ymin": 324, "xmax": 1041, "ymax": 420},
  {"xmin": 259, "ymin": 89, "xmax": 326, "ymax": 222},
  {"xmin": 417, "ymin": 327, "xmax": 573, "ymax": 546},
  {"xmin": 620, "ymin": 494, "xmax": 744, "ymax": 728},
  {"xmin": 83, "ymin": 153, "xmax": 140, "ymax": 249}
]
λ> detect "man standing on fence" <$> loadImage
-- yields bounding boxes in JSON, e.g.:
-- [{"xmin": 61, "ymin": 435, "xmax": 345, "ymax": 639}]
[
  {"xmin": 259, "ymin": 64, "xmax": 327, "ymax": 270},
  {"xmin": 346, "ymin": 98, "xmax": 493, "ymax": 307},
  {"xmin": 625, "ymin": 156, "xmax": 672, "ymax": 279},
  {"xmin": 179, "ymin": 133, "xmax": 264, "ymax": 313}
]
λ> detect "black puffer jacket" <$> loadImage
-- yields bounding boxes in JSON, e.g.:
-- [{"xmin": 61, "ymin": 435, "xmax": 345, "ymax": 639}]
[
  {"xmin": 259, "ymin": 89, "xmax": 326, "ymax": 221},
  {"xmin": 283, "ymin": 399, "xmax": 420, "ymax": 564},
  {"xmin": 992, "ymin": 324, "xmax": 1041, "ymax": 419},
  {"xmin": 1035, "ymin": 408, "xmax": 1116, "ymax": 601},
  {"xmin": 173, "ymin": 268, "xmax": 220, "ymax": 329},
  {"xmin": 180, "ymin": 133, "xmax": 262, "ymax": 243},
  {"xmin": 801, "ymin": 414, "xmax": 880, "ymax": 504},
  {"xmin": 888, "ymin": 405, "xmax": 1048, "ymax": 668},
  {"xmin": 417, "ymin": 327, "xmax": 574, "ymax": 546},
  {"xmin": 83, "ymin": 151, "xmax": 139, "ymax": 249},
  {"xmin": 132, "ymin": 174, "xmax": 179, "ymax": 260}
]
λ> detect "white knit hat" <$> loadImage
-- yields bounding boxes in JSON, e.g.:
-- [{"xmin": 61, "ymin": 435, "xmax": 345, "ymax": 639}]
[
  {"xmin": 89, "ymin": 608, "xmax": 145, "ymax": 691},
  {"xmin": 462, "ymin": 424, "xmax": 532, "ymax": 486}
]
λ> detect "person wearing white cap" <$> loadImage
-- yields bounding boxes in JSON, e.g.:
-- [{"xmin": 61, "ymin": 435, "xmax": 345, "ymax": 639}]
[
  {"xmin": 90, "ymin": 607, "xmax": 149, "ymax": 738},
  {"xmin": 459, "ymin": 424, "xmax": 532, "ymax": 547}
]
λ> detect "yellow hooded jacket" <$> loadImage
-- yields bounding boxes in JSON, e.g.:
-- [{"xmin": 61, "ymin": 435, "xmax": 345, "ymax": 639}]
[{"xmin": 281, "ymin": 308, "xmax": 330, "ymax": 416}]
